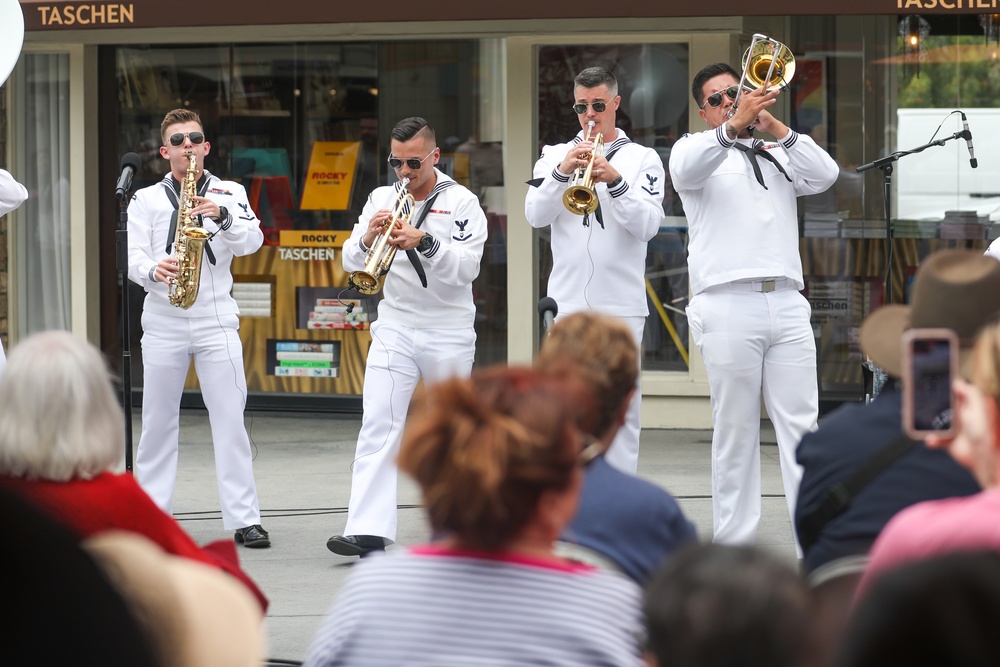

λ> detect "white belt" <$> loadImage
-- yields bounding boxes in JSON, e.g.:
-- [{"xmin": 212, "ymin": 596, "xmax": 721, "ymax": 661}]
[{"xmin": 720, "ymin": 277, "xmax": 795, "ymax": 293}]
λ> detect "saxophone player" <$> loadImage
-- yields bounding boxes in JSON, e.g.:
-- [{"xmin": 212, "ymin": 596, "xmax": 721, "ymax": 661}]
[{"xmin": 127, "ymin": 108, "xmax": 270, "ymax": 548}]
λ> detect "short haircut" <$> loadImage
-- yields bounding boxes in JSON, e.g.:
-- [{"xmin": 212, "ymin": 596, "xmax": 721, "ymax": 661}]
[
  {"xmin": 691, "ymin": 63, "xmax": 740, "ymax": 108},
  {"xmin": 536, "ymin": 312, "xmax": 638, "ymax": 439},
  {"xmin": 398, "ymin": 366, "xmax": 581, "ymax": 552},
  {"xmin": 0, "ymin": 331, "xmax": 123, "ymax": 481},
  {"xmin": 391, "ymin": 117, "xmax": 436, "ymax": 147},
  {"xmin": 574, "ymin": 67, "xmax": 619, "ymax": 98},
  {"xmin": 644, "ymin": 544, "xmax": 812, "ymax": 667},
  {"xmin": 840, "ymin": 551, "xmax": 1000, "ymax": 667},
  {"xmin": 160, "ymin": 108, "xmax": 203, "ymax": 144}
]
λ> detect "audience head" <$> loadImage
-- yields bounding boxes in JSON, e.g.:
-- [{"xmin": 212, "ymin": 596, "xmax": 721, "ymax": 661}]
[
  {"xmin": 643, "ymin": 544, "xmax": 812, "ymax": 667},
  {"xmin": 859, "ymin": 248, "xmax": 1000, "ymax": 380},
  {"xmin": 838, "ymin": 551, "xmax": 1000, "ymax": 667},
  {"xmin": 0, "ymin": 331, "xmax": 123, "ymax": 481},
  {"xmin": 398, "ymin": 366, "xmax": 584, "ymax": 552},
  {"xmin": 535, "ymin": 312, "xmax": 638, "ymax": 444}
]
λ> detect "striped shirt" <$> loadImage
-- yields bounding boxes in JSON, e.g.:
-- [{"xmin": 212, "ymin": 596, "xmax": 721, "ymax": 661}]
[{"xmin": 303, "ymin": 545, "xmax": 644, "ymax": 667}]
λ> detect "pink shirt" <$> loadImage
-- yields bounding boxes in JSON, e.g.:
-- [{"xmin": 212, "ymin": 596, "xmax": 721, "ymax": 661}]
[{"xmin": 860, "ymin": 488, "xmax": 1000, "ymax": 595}]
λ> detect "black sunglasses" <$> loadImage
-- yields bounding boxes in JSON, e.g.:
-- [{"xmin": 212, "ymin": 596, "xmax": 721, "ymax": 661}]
[
  {"xmin": 701, "ymin": 85, "xmax": 740, "ymax": 109},
  {"xmin": 572, "ymin": 101, "xmax": 607, "ymax": 114},
  {"xmin": 168, "ymin": 131, "xmax": 206, "ymax": 147},
  {"xmin": 387, "ymin": 149, "xmax": 435, "ymax": 171}
]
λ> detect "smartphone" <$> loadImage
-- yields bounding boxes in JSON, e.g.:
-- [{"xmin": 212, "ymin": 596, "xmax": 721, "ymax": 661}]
[{"xmin": 901, "ymin": 328, "xmax": 959, "ymax": 440}]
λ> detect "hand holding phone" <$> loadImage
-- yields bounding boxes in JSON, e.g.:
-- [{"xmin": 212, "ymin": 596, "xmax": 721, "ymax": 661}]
[{"xmin": 902, "ymin": 328, "xmax": 959, "ymax": 440}]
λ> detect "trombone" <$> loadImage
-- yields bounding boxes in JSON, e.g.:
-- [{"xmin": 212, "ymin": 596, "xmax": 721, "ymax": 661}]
[
  {"xmin": 562, "ymin": 121, "xmax": 604, "ymax": 216},
  {"xmin": 728, "ymin": 33, "xmax": 796, "ymax": 121},
  {"xmin": 349, "ymin": 179, "xmax": 414, "ymax": 295}
]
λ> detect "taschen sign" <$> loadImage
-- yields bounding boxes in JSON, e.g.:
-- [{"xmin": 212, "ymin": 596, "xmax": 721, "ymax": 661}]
[{"xmin": 18, "ymin": 0, "xmax": 1000, "ymax": 31}]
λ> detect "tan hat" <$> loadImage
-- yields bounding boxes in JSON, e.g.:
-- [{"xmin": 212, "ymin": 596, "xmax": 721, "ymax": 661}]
[
  {"xmin": 83, "ymin": 531, "xmax": 266, "ymax": 667},
  {"xmin": 859, "ymin": 249, "xmax": 1000, "ymax": 379}
]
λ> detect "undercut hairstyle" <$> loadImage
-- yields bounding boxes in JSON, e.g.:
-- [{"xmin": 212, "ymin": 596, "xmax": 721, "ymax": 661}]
[
  {"xmin": 160, "ymin": 108, "xmax": 203, "ymax": 143},
  {"xmin": 0, "ymin": 331, "xmax": 124, "ymax": 481},
  {"xmin": 644, "ymin": 544, "xmax": 812, "ymax": 667},
  {"xmin": 536, "ymin": 312, "xmax": 638, "ymax": 440},
  {"xmin": 398, "ymin": 366, "xmax": 582, "ymax": 552},
  {"xmin": 391, "ymin": 116, "xmax": 436, "ymax": 147},
  {"xmin": 574, "ymin": 67, "xmax": 619, "ymax": 98},
  {"xmin": 692, "ymin": 63, "xmax": 740, "ymax": 108}
]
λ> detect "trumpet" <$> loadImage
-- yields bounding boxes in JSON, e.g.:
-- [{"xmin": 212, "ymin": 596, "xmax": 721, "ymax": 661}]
[
  {"xmin": 349, "ymin": 179, "xmax": 414, "ymax": 295},
  {"xmin": 728, "ymin": 33, "xmax": 796, "ymax": 122},
  {"xmin": 562, "ymin": 121, "xmax": 604, "ymax": 216}
]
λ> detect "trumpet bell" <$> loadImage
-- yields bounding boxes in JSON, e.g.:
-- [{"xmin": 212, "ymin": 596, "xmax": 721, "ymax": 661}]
[
  {"xmin": 348, "ymin": 270, "xmax": 383, "ymax": 295},
  {"xmin": 742, "ymin": 39, "xmax": 795, "ymax": 91},
  {"xmin": 563, "ymin": 185, "xmax": 600, "ymax": 215}
]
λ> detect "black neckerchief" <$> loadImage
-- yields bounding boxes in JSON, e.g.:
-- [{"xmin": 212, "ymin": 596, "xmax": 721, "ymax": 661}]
[{"xmin": 734, "ymin": 140, "xmax": 792, "ymax": 189}]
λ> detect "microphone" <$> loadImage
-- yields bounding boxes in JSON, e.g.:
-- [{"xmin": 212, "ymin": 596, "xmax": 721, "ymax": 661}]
[
  {"xmin": 960, "ymin": 112, "xmax": 978, "ymax": 169},
  {"xmin": 115, "ymin": 152, "xmax": 142, "ymax": 199},
  {"xmin": 537, "ymin": 296, "xmax": 558, "ymax": 335}
]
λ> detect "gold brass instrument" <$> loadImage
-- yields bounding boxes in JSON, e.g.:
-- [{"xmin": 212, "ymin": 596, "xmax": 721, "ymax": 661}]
[
  {"xmin": 728, "ymin": 34, "xmax": 796, "ymax": 121},
  {"xmin": 168, "ymin": 153, "xmax": 211, "ymax": 309},
  {"xmin": 349, "ymin": 178, "xmax": 415, "ymax": 295},
  {"xmin": 562, "ymin": 121, "xmax": 604, "ymax": 216}
]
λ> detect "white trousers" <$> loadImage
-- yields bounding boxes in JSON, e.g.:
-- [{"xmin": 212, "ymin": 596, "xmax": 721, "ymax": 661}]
[
  {"xmin": 343, "ymin": 320, "xmax": 476, "ymax": 543},
  {"xmin": 603, "ymin": 315, "xmax": 646, "ymax": 475},
  {"xmin": 688, "ymin": 286, "xmax": 816, "ymax": 551},
  {"xmin": 135, "ymin": 310, "xmax": 261, "ymax": 530}
]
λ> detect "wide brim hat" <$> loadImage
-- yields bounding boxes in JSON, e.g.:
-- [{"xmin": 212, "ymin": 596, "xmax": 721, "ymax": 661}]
[{"xmin": 859, "ymin": 249, "xmax": 1000, "ymax": 379}]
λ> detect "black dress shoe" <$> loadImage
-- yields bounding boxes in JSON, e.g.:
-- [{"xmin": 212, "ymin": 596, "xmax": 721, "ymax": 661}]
[
  {"xmin": 234, "ymin": 524, "xmax": 271, "ymax": 548},
  {"xmin": 326, "ymin": 534, "xmax": 385, "ymax": 557}
]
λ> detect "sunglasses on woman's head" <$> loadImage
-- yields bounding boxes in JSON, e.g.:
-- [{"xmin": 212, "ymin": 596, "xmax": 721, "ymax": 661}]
[
  {"xmin": 572, "ymin": 101, "xmax": 607, "ymax": 114},
  {"xmin": 168, "ymin": 131, "xmax": 206, "ymax": 147},
  {"xmin": 700, "ymin": 86, "xmax": 740, "ymax": 109}
]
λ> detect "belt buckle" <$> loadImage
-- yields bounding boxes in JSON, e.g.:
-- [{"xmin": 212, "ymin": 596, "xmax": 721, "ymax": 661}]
[{"xmin": 761, "ymin": 279, "xmax": 776, "ymax": 293}]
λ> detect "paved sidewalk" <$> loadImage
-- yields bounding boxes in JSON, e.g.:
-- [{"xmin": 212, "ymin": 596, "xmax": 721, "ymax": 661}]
[{"xmin": 149, "ymin": 411, "xmax": 795, "ymax": 663}]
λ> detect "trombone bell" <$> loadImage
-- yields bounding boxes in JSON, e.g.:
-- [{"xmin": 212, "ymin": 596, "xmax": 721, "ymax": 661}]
[
  {"xmin": 742, "ymin": 38, "xmax": 795, "ymax": 91},
  {"xmin": 728, "ymin": 34, "xmax": 796, "ymax": 121}
]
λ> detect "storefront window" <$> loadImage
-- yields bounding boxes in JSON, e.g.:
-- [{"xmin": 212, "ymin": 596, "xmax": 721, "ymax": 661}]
[
  {"xmin": 113, "ymin": 40, "xmax": 505, "ymax": 401},
  {"xmin": 794, "ymin": 15, "xmax": 992, "ymax": 403},
  {"xmin": 535, "ymin": 43, "xmax": 691, "ymax": 373}
]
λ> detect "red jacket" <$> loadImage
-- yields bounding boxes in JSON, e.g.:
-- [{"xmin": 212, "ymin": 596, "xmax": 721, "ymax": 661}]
[{"xmin": 0, "ymin": 472, "xmax": 268, "ymax": 612}]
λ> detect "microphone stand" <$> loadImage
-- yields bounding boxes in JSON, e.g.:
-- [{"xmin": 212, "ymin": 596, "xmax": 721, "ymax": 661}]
[
  {"xmin": 116, "ymin": 190, "xmax": 134, "ymax": 473},
  {"xmin": 855, "ymin": 127, "xmax": 972, "ymax": 305}
]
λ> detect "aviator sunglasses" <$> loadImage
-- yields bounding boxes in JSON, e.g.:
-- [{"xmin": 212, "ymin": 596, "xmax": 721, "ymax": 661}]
[
  {"xmin": 701, "ymin": 85, "xmax": 740, "ymax": 110},
  {"xmin": 387, "ymin": 149, "xmax": 436, "ymax": 170},
  {"xmin": 572, "ymin": 101, "xmax": 607, "ymax": 114},
  {"xmin": 168, "ymin": 131, "xmax": 206, "ymax": 147}
]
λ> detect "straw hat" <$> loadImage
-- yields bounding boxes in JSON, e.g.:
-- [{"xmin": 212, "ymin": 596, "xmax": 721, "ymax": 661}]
[
  {"xmin": 83, "ymin": 531, "xmax": 265, "ymax": 667},
  {"xmin": 859, "ymin": 249, "xmax": 1000, "ymax": 379}
]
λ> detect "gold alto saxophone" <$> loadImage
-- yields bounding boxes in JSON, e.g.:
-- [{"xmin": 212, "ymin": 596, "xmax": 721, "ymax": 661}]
[{"xmin": 168, "ymin": 153, "xmax": 211, "ymax": 309}]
